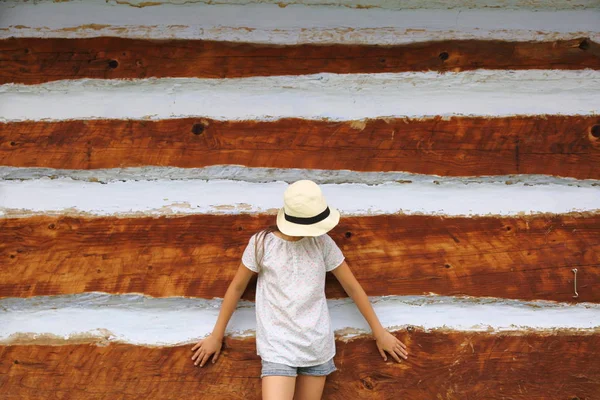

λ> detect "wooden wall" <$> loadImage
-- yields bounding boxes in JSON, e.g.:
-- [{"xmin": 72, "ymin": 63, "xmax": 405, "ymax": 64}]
[{"xmin": 1, "ymin": 0, "xmax": 599, "ymax": 398}]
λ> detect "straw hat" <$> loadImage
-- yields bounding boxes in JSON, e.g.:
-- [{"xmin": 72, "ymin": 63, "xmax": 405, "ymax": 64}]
[{"xmin": 276, "ymin": 180, "xmax": 340, "ymax": 237}]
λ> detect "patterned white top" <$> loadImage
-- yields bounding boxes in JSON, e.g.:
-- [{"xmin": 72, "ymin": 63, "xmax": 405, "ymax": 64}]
[{"xmin": 241, "ymin": 231, "xmax": 345, "ymax": 367}]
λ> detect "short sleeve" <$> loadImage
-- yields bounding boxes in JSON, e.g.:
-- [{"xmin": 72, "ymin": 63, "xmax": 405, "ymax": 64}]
[
  {"xmin": 320, "ymin": 234, "xmax": 345, "ymax": 272},
  {"xmin": 241, "ymin": 234, "xmax": 259, "ymax": 273}
]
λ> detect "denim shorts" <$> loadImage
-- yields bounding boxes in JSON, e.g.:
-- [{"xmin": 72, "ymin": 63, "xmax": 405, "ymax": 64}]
[{"xmin": 260, "ymin": 357, "xmax": 337, "ymax": 378}]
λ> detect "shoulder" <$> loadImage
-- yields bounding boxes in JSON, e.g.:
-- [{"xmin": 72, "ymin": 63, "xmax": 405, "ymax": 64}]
[
  {"xmin": 316, "ymin": 233, "xmax": 343, "ymax": 253},
  {"xmin": 245, "ymin": 232, "xmax": 257, "ymax": 244},
  {"xmin": 247, "ymin": 230, "xmax": 277, "ymax": 248},
  {"xmin": 312, "ymin": 232, "xmax": 334, "ymax": 248},
  {"xmin": 316, "ymin": 232, "xmax": 335, "ymax": 243},
  {"xmin": 243, "ymin": 231, "xmax": 262, "ymax": 249},
  {"xmin": 249, "ymin": 230, "xmax": 269, "ymax": 241}
]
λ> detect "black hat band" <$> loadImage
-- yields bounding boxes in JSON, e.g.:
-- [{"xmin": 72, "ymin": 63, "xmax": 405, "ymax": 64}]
[{"xmin": 284, "ymin": 206, "xmax": 330, "ymax": 225}]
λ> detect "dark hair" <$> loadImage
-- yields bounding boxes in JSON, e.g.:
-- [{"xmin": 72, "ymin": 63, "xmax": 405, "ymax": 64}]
[{"xmin": 254, "ymin": 224, "xmax": 279, "ymax": 269}]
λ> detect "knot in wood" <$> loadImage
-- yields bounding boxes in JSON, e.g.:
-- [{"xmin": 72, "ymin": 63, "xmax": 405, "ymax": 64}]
[
  {"xmin": 361, "ymin": 377, "xmax": 375, "ymax": 390},
  {"xmin": 192, "ymin": 123, "xmax": 205, "ymax": 135}
]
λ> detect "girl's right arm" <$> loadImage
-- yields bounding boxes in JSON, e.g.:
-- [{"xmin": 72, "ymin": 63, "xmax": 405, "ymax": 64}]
[{"xmin": 191, "ymin": 261, "xmax": 257, "ymax": 367}]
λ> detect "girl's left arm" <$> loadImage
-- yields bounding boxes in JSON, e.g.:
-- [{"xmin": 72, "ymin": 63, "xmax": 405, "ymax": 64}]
[{"xmin": 331, "ymin": 260, "xmax": 409, "ymax": 363}]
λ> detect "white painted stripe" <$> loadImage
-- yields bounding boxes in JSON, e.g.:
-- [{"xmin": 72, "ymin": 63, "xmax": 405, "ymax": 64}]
[
  {"xmin": 1, "ymin": 71, "xmax": 599, "ymax": 121},
  {"xmin": 1, "ymin": 178, "xmax": 599, "ymax": 218},
  {"xmin": 14, "ymin": 0, "xmax": 598, "ymax": 11},
  {"xmin": 1, "ymin": 294, "xmax": 598, "ymax": 346},
  {"xmin": 0, "ymin": 2, "xmax": 598, "ymax": 43},
  {"xmin": 3, "ymin": 166, "xmax": 599, "ymax": 187}
]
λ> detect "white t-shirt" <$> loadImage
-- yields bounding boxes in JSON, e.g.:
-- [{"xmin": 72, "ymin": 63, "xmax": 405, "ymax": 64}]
[{"xmin": 241, "ymin": 231, "xmax": 345, "ymax": 367}]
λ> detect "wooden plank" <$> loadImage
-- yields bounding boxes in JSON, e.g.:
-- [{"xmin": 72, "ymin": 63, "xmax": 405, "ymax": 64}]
[
  {"xmin": 0, "ymin": 37, "xmax": 597, "ymax": 84},
  {"xmin": 2, "ymin": 116, "xmax": 600, "ymax": 179},
  {"xmin": 1, "ymin": 329, "xmax": 598, "ymax": 399},
  {"xmin": 1, "ymin": 213, "xmax": 598, "ymax": 302}
]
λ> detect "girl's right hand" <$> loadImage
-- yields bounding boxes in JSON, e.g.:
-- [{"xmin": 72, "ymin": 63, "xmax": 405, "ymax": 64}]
[{"xmin": 191, "ymin": 334, "xmax": 222, "ymax": 367}]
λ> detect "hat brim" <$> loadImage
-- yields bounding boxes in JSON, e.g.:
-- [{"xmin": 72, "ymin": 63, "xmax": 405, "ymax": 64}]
[{"xmin": 276, "ymin": 206, "xmax": 340, "ymax": 237}]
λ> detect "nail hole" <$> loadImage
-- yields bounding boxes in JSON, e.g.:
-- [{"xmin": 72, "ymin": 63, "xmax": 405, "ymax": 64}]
[
  {"xmin": 108, "ymin": 60, "xmax": 119, "ymax": 69},
  {"xmin": 97, "ymin": 269, "xmax": 101, "ymax": 273},
  {"xmin": 439, "ymin": 52, "xmax": 449, "ymax": 61},
  {"xmin": 10, "ymin": 254, "xmax": 15, "ymax": 259},
  {"xmin": 192, "ymin": 123, "xmax": 205, "ymax": 135},
  {"xmin": 10, "ymin": 141, "xmax": 16, "ymax": 146},
  {"xmin": 148, "ymin": 265, "xmax": 153, "ymax": 270},
  {"xmin": 506, "ymin": 226, "xmax": 512, "ymax": 231},
  {"xmin": 345, "ymin": 231, "xmax": 352, "ymax": 238},
  {"xmin": 379, "ymin": 58, "xmax": 386, "ymax": 63},
  {"xmin": 571, "ymin": 397, "xmax": 580, "ymax": 400},
  {"xmin": 579, "ymin": 39, "xmax": 589, "ymax": 50},
  {"xmin": 591, "ymin": 125, "xmax": 600, "ymax": 138},
  {"xmin": 14, "ymin": 360, "xmax": 19, "ymax": 364},
  {"xmin": 445, "ymin": 264, "xmax": 451, "ymax": 269},
  {"xmin": 238, "ymin": 226, "xmax": 243, "ymax": 231},
  {"xmin": 48, "ymin": 223, "xmax": 55, "ymax": 229}
]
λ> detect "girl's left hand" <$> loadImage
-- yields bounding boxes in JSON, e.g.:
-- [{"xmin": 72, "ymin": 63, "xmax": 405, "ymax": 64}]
[{"xmin": 375, "ymin": 330, "xmax": 408, "ymax": 363}]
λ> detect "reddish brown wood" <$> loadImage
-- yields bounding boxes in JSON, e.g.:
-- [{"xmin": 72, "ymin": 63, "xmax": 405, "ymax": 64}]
[
  {"xmin": 1, "ymin": 213, "xmax": 598, "ymax": 302},
  {"xmin": 0, "ymin": 37, "xmax": 598, "ymax": 84},
  {"xmin": 1, "ymin": 330, "xmax": 598, "ymax": 399},
  {"xmin": 2, "ymin": 116, "xmax": 600, "ymax": 179}
]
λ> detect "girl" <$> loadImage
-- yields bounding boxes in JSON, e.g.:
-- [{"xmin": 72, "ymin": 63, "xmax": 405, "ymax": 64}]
[{"xmin": 191, "ymin": 179, "xmax": 408, "ymax": 399}]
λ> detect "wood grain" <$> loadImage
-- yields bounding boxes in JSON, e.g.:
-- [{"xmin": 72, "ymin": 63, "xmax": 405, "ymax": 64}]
[
  {"xmin": 2, "ymin": 116, "xmax": 600, "ymax": 179},
  {"xmin": 1, "ymin": 213, "xmax": 598, "ymax": 302},
  {"xmin": 0, "ymin": 37, "xmax": 598, "ymax": 84},
  {"xmin": 1, "ymin": 329, "xmax": 598, "ymax": 399}
]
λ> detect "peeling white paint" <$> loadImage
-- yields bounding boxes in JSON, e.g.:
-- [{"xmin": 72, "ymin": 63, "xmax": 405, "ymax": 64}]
[
  {"xmin": 1, "ymin": 177, "xmax": 599, "ymax": 218},
  {"xmin": 116, "ymin": 0, "xmax": 600, "ymax": 9},
  {"xmin": 1, "ymin": 293, "xmax": 598, "ymax": 346},
  {"xmin": 0, "ymin": 2, "xmax": 598, "ymax": 43},
  {"xmin": 2, "ymin": 166, "xmax": 599, "ymax": 187},
  {"xmin": 1, "ymin": 71, "xmax": 600, "ymax": 121},
  {"xmin": 8, "ymin": 0, "xmax": 599, "ymax": 11}
]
